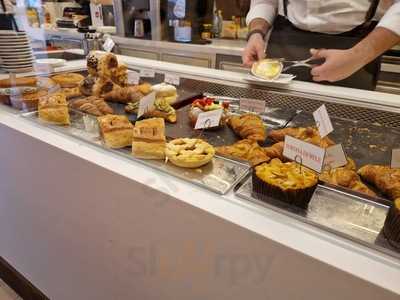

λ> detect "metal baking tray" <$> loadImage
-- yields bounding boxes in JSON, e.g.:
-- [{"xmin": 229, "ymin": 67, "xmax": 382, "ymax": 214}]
[
  {"xmin": 287, "ymin": 111, "xmax": 400, "ymax": 167},
  {"xmin": 20, "ymin": 110, "xmax": 250, "ymax": 195},
  {"xmin": 235, "ymin": 175, "xmax": 400, "ymax": 259},
  {"xmin": 165, "ymin": 104, "xmax": 297, "ymax": 148}
]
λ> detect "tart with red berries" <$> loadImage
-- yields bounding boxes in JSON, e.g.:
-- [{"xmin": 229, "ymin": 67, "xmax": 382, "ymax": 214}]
[{"xmin": 188, "ymin": 97, "xmax": 230, "ymax": 128}]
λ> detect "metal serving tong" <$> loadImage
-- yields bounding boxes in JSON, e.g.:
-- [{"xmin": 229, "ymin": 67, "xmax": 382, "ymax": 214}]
[{"xmin": 280, "ymin": 57, "xmax": 325, "ymax": 72}]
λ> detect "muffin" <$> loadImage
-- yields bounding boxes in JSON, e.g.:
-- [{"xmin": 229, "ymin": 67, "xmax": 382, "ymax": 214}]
[
  {"xmin": 383, "ymin": 198, "xmax": 400, "ymax": 248},
  {"xmin": 252, "ymin": 158, "xmax": 318, "ymax": 208}
]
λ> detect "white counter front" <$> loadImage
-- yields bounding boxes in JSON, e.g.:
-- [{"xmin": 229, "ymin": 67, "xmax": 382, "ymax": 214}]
[{"xmin": 0, "ymin": 55, "xmax": 400, "ymax": 299}]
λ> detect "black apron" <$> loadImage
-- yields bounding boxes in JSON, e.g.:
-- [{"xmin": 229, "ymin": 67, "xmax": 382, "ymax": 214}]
[{"xmin": 267, "ymin": 0, "xmax": 381, "ymax": 90}]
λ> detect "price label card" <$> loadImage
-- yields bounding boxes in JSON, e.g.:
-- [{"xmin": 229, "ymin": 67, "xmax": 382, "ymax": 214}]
[
  {"xmin": 140, "ymin": 69, "xmax": 155, "ymax": 78},
  {"xmin": 283, "ymin": 135, "xmax": 326, "ymax": 173},
  {"xmin": 313, "ymin": 104, "xmax": 334, "ymax": 138},
  {"xmin": 324, "ymin": 144, "xmax": 348, "ymax": 170},
  {"xmin": 240, "ymin": 98, "xmax": 266, "ymax": 113},
  {"xmin": 137, "ymin": 92, "xmax": 156, "ymax": 118},
  {"xmin": 164, "ymin": 73, "xmax": 180, "ymax": 86},
  {"xmin": 391, "ymin": 148, "xmax": 400, "ymax": 168},
  {"xmin": 103, "ymin": 37, "xmax": 115, "ymax": 53},
  {"xmin": 127, "ymin": 71, "xmax": 140, "ymax": 85},
  {"xmin": 195, "ymin": 109, "xmax": 223, "ymax": 130}
]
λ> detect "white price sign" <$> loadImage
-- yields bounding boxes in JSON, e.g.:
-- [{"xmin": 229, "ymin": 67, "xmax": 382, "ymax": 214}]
[
  {"xmin": 324, "ymin": 144, "xmax": 348, "ymax": 170},
  {"xmin": 391, "ymin": 148, "xmax": 400, "ymax": 168},
  {"xmin": 103, "ymin": 37, "xmax": 115, "ymax": 53},
  {"xmin": 140, "ymin": 69, "xmax": 156, "ymax": 78},
  {"xmin": 137, "ymin": 92, "xmax": 156, "ymax": 118},
  {"xmin": 164, "ymin": 73, "xmax": 180, "ymax": 86},
  {"xmin": 283, "ymin": 135, "xmax": 326, "ymax": 173},
  {"xmin": 127, "ymin": 71, "xmax": 140, "ymax": 85},
  {"xmin": 195, "ymin": 109, "xmax": 223, "ymax": 130},
  {"xmin": 240, "ymin": 98, "xmax": 266, "ymax": 113},
  {"xmin": 313, "ymin": 104, "xmax": 334, "ymax": 138}
]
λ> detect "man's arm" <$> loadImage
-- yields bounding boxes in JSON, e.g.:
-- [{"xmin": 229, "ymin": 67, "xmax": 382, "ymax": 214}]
[
  {"xmin": 311, "ymin": 1, "xmax": 400, "ymax": 83},
  {"xmin": 242, "ymin": 0, "xmax": 278, "ymax": 66}
]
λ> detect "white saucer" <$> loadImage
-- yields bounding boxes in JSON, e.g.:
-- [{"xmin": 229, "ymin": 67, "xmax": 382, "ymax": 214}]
[
  {"xmin": 35, "ymin": 58, "xmax": 66, "ymax": 68},
  {"xmin": 244, "ymin": 73, "xmax": 296, "ymax": 85}
]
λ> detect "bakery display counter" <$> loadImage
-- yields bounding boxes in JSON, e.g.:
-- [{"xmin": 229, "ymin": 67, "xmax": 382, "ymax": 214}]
[{"xmin": 1, "ymin": 52, "xmax": 400, "ymax": 299}]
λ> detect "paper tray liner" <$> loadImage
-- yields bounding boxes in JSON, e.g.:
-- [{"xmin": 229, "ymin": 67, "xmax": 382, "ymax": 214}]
[{"xmin": 251, "ymin": 168, "xmax": 317, "ymax": 209}]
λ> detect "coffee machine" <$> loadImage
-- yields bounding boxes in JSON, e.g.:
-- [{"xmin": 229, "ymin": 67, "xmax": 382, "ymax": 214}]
[{"xmin": 113, "ymin": 0, "xmax": 161, "ymax": 40}]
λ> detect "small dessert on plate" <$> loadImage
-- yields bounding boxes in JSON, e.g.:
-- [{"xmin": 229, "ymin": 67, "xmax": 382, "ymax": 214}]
[
  {"xmin": 188, "ymin": 97, "xmax": 229, "ymax": 128},
  {"xmin": 228, "ymin": 113, "xmax": 266, "ymax": 143},
  {"xmin": 166, "ymin": 138, "xmax": 215, "ymax": 168},
  {"xmin": 253, "ymin": 158, "xmax": 318, "ymax": 208},
  {"xmin": 251, "ymin": 59, "xmax": 283, "ymax": 80},
  {"xmin": 152, "ymin": 83, "xmax": 178, "ymax": 104},
  {"xmin": 132, "ymin": 118, "xmax": 166, "ymax": 160},
  {"xmin": 51, "ymin": 73, "xmax": 85, "ymax": 88},
  {"xmin": 97, "ymin": 114, "xmax": 134, "ymax": 149},
  {"xmin": 38, "ymin": 93, "xmax": 70, "ymax": 125}
]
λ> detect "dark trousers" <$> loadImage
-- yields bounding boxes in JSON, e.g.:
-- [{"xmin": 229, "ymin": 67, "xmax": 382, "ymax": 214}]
[{"xmin": 267, "ymin": 16, "xmax": 381, "ymax": 90}]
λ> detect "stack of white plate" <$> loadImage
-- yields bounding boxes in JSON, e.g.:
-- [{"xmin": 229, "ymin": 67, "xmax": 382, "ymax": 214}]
[{"xmin": 0, "ymin": 30, "xmax": 34, "ymax": 73}]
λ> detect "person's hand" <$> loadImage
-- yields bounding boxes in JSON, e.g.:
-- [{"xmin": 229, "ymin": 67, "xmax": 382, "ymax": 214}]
[
  {"xmin": 242, "ymin": 33, "xmax": 266, "ymax": 67},
  {"xmin": 310, "ymin": 48, "xmax": 365, "ymax": 82}
]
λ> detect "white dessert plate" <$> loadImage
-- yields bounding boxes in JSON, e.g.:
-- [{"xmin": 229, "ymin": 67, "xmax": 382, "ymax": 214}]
[
  {"xmin": 1, "ymin": 57, "xmax": 35, "ymax": 62},
  {"xmin": 0, "ymin": 31, "xmax": 27, "ymax": 35},
  {"xmin": 0, "ymin": 41, "xmax": 30, "ymax": 46},
  {"xmin": 2, "ymin": 67, "xmax": 34, "ymax": 73},
  {"xmin": 35, "ymin": 58, "xmax": 66, "ymax": 68},
  {"xmin": 0, "ymin": 50, "xmax": 33, "ymax": 55},
  {"xmin": 0, "ymin": 54, "xmax": 34, "ymax": 59},
  {"xmin": 245, "ymin": 73, "xmax": 296, "ymax": 85}
]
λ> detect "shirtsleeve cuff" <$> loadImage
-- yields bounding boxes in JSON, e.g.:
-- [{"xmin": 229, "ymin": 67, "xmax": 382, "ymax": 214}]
[
  {"xmin": 246, "ymin": 3, "xmax": 278, "ymax": 26},
  {"xmin": 376, "ymin": 2, "xmax": 400, "ymax": 36}
]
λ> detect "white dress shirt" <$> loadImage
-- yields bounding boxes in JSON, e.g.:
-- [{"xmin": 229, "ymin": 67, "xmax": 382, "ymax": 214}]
[{"xmin": 246, "ymin": 0, "xmax": 400, "ymax": 35}]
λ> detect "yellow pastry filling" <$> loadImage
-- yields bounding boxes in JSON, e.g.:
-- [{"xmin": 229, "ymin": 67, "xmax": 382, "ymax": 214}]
[
  {"xmin": 255, "ymin": 159, "xmax": 318, "ymax": 190},
  {"xmin": 252, "ymin": 59, "xmax": 283, "ymax": 80}
]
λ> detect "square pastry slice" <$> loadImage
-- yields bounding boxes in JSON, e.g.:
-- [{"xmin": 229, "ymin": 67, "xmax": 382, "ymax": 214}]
[
  {"xmin": 98, "ymin": 115, "xmax": 134, "ymax": 148},
  {"xmin": 38, "ymin": 93, "xmax": 70, "ymax": 125},
  {"xmin": 132, "ymin": 118, "xmax": 166, "ymax": 160}
]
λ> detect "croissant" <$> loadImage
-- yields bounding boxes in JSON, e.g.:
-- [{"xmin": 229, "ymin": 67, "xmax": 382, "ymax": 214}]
[
  {"xmin": 263, "ymin": 142, "xmax": 284, "ymax": 160},
  {"xmin": 103, "ymin": 85, "xmax": 144, "ymax": 104},
  {"xmin": 228, "ymin": 114, "xmax": 266, "ymax": 143},
  {"xmin": 92, "ymin": 99, "xmax": 114, "ymax": 115},
  {"xmin": 358, "ymin": 165, "xmax": 400, "ymax": 200},
  {"xmin": 320, "ymin": 167, "xmax": 376, "ymax": 197},
  {"xmin": 269, "ymin": 127, "xmax": 335, "ymax": 148},
  {"xmin": 78, "ymin": 102, "xmax": 103, "ymax": 116},
  {"xmin": 216, "ymin": 139, "xmax": 270, "ymax": 166}
]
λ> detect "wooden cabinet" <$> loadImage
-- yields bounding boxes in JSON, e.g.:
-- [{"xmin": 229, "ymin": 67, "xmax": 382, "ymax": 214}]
[
  {"xmin": 118, "ymin": 47, "xmax": 160, "ymax": 61},
  {"xmin": 161, "ymin": 53, "xmax": 212, "ymax": 68}
]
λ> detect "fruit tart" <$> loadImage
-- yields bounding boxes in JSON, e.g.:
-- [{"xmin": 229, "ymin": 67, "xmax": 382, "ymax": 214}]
[
  {"xmin": 188, "ymin": 97, "xmax": 229, "ymax": 128},
  {"xmin": 253, "ymin": 158, "xmax": 318, "ymax": 208},
  {"xmin": 166, "ymin": 138, "xmax": 215, "ymax": 168}
]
